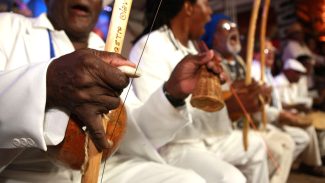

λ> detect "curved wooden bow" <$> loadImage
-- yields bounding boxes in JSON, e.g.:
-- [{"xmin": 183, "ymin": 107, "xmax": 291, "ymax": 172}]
[
  {"xmin": 259, "ymin": 0, "xmax": 271, "ymax": 131},
  {"xmin": 81, "ymin": 0, "xmax": 133, "ymax": 182},
  {"xmin": 244, "ymin": 0, "xmax": 261, "ymax": 151}
]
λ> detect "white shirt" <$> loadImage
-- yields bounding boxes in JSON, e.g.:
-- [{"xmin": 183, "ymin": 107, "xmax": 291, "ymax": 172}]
[
  {"xmin": 296, "ymin": 76, "xmax": 313, "ymax": 108},
  {"xmin": 130, "ymin": 26, "xmax": 232, "ymax": 144},
  {"xmin": 251, "ymin": 61, "xmax": 282, "ymax": 123},
  {"xmin": 274, "ymin": 73, "xmax": 312, "ymax": 108}
]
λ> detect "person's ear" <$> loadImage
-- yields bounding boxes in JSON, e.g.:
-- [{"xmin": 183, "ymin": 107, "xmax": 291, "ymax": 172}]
[{"xmin": 184, "ymin": 1, "xmax": 194, "ymax": 16}]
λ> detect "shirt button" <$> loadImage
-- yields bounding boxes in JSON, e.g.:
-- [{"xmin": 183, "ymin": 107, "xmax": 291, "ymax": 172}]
[
  {"xmin": 20, "ymin": 138, "xmax": 28, "ymax": 147},
  {"xmin": 12, "ymin": 138, "xmax": 21, "ymax": 147},
  {"xmin": 27, "ymin": 138, "xmax": 35, "ymax": 147}
]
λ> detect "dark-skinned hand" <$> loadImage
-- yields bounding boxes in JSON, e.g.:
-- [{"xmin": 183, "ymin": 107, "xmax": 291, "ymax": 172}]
[
  {"xmin": 283, "ymin": 103, "xmax": 312, "ymax": 113},
  {"xmin": 46, "ymin": 48, "xmax": 134, "ymax": 151},
  {"xmin": 278, "ymin": 110, "xmax": 312, "ymax": 128},
  {"xmin": 260, "ymin": 83, "xmax": 272, "ymax": 104},
  {"xmin": 226, "ymin": 79, "xmax": 261, "ymax": 114},
  {"xmin": 164, "ymin": 50, "xmax": 223, "ymax": 100}
]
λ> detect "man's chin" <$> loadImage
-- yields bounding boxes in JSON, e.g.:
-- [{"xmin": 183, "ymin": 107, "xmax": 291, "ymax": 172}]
[
  {"xmin": 66, "ymin": 27, "xmax": 92, "ymax": 40},
  {"xmin": 228, "ymin": 49, "xmax": 241, "ymax": 55},
  {"xmin": 226, "ymin": 43, "xmax": 241, "ymax": 55}
]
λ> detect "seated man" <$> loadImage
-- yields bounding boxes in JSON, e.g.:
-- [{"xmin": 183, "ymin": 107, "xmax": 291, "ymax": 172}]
[
  {"xmin": 203, "ymin": 14, "xmax": 295, "ymax": 183},
  {"xmin": 131, "ymin": 2, "xmax": 269, "ymax": 183},
  {"xmin": 295, "ymin": 54, "xmax": 325, "ymax": 111},
  {"xmin": 274, "ymin": 58, "xmax": 325, "ymax": 176},
  {"xmin": 296, "ymin": 54, "xmax": 325, "ymax": 159}
]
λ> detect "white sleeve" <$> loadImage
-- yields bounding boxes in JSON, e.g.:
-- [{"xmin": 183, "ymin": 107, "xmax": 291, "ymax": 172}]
[
  {"xmin": 117, "ymin": 84, "xmax": 190, "ymax": 162},
  {"xmin": 0, "ymin": 62, "xmax": 49, "ymax": 150},
  {"xmin": 131, "ymin": 86, "xmax": 191, "ymax": 148},
  {"xmin": 129, "ymin": 37, "xmax": 171, "ymax": 102},
  {"xmin": 253, "ymin": 105, "xmax": 281, "ymax": 124},
  {"xmin": 0, "ymin": 13, "xmax": 69, "ymax": 150},
  {"xmin": 295, "ymin": 78, "xmax": 313, "ymax": 108},
  {"xmin": 251, "ymin": 61, "xmax": 261, "ymax": 81},
  {"xmin": 0, "ymin": 56, "xmax": 68, "ymax": 150}
]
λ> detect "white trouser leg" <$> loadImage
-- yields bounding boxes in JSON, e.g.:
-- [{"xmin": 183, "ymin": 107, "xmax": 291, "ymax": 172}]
[
  {"xmin": 1, "ymin": 155, "xmax": 206, "ymax": 183},
  {"xmin": 205, "ymin": 130, "xmax": 269, "ymax": 183},
  {"xmin": 0, "ymin": 166, "xmax": 80, "ymax": 183},
  {"xmin": 159, "ymin": 142, "xmax": 246, "ymax": 183},
  {"xmin": 283, "ymin": 125, "xmax": 311, "ymax": 160},
  {"xmin": 300, "ymin": 126, "xmax": 322, "ymax": 166},
  {"xmin": 284, "ymin": 125, "xmax": 322, "ymax": 166},
  {"xmin": 103, "ymin": 155, "xmax": 206, "ymax": 183},
  {"xmin": 262, "ymin": 124, "xmax": 295, "ymax": 183}
]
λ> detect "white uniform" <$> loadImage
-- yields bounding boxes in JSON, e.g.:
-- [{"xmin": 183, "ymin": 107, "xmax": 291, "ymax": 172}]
[
  {"xmin": 274, "ymin": 73, "xmax": 322, "ymax": 166},
  {"xmin": 0, "ymin": 13, "xmax": 211, "ymax": 183},
  {"xmin": 251, "ymin": 61, "xmax": 308, "ymax": 183},
  {"xmin": 220, "ymin": 57, "xmax": 295, "ymax": 183},
  {"xmin": 275, "ymin": 74, "xmax": 313, "ymax": 109},
  {"xmin": 130, "ymin": 25, "xmax": 269, "ymax": 183}
]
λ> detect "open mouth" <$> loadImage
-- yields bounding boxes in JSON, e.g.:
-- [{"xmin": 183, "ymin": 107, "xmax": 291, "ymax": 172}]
[
  {"xmin": 70, "ymin": 4, "xmax": 90, "ymax": 16},
  {"xmin": 229, "ymin": 34, "xmax": 238, "ymax": 45}
]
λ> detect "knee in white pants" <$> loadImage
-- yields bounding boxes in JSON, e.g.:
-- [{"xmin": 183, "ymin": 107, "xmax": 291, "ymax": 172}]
[
  {"xmin": 177, "ymin": 170, "xmax": 207, "ymax": 183},
  {"xmin": 224, "ymin": 168, "xmax": 247, "ymax": 183},
  {"xmin": 248, "ymin": 133, "xmax": 268, "ymax": 161},
  {"xmin": 295, "ymin": 128, "xmax": 311, "ymax": 151}
]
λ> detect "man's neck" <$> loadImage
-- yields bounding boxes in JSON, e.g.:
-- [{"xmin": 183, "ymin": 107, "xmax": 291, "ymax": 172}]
[
  {"xmin": 170, "ymin": 16, "xmax": 190, "ymax": 47},
  {"xmin": 283, "ymin": 72, "xmax": 293, "ymax": 83},
  {"xmin": 223, "ymin": 53, "xmax": 235, "ymax": 62},
  {"xmin": 67, "ymin": 33, "xmax": 89, "ymax": 50},
  {"xmin": 214, "ymin": 47, "xmax": 234, "ymax": 61}
]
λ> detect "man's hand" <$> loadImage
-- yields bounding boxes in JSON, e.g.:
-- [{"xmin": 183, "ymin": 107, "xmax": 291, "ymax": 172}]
[
  {"xmin": 164, "ymin": 50, "xmax": 222, "ymax": 100},
  {"xmin": 283, "ymin": 103, "xmax": 311, "ymax": 113},
  {"xmin": 46, "ymin": 48, "xmax": 132, "ymax": 150},
  {"xmin": 260, "ymin": 84, "xmax": 272, "ymax": 104},
  {"xmin": 226, "ymin": 79, "xmax": 261, "ymax": 114},
  {"xmin": 278, "ymin": 110, "xmax": 312, "ymax": 128}
]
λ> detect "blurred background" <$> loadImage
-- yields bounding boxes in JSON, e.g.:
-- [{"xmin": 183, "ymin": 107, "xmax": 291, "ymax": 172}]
[{"xmin": 1, "ymin": 0, "xmax": 324, "ymax": 64}]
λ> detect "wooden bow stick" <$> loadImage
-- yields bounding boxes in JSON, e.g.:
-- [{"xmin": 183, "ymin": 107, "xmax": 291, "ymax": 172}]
[
  {"xmin": 81, "ymin": 0, "xmax": 133, "ymax": 182},
  {"xmin": 244, "ymin": 0, "xmax": 261, "ymax": 151},
  {"xmin": 259, "ymin": 0, "xmax": 271, "ymax": 131}
]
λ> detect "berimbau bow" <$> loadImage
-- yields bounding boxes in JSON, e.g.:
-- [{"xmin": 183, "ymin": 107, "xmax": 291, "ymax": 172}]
[
  {"xmin": 81, "ymin": 0, "xmax": 134, "ymax": 182},
  {"xmin": 259, "ymin": 0, "xmax": 271, "ymax": 131},
  {"xmin": 243, "ymin": 0, "xmax": 261, "ymax": 151},
  {"xmin": 84, "ymin": 0, "xmax": 166, "ymax": 182}
]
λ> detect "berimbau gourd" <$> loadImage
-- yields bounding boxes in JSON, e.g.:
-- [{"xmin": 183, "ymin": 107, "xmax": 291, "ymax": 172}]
[{"xmin": 48, "ymin": 1, "xmax": 135, "ymax": 183}]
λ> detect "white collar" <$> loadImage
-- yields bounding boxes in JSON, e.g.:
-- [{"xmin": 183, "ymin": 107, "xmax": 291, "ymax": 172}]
[
  {"xmin": 278, "ymin": 73, "xmax": 291, "ymax": 85},
  {"xmin": 31, "ymin": 13, "xmax": 105, "ymax": 50},
  {"xmin": 162, "ymin": 25, "xmax": 197, "ymax": 55},
  {"xmin": 32, "ymin": 13, "xmax": 55, "ymax": 31}
]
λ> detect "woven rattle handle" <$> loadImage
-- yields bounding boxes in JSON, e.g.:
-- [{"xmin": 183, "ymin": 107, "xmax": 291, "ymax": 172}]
[{"xmin": 190, "ymin": 41, "xmax": 224, "ymax": 112}]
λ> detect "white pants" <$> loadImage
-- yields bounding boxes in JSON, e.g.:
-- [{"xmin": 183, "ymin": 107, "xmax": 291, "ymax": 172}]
[
  {"xmin": 159, "ymin": 142, "xmax": 246, "ymax": 183},
  {"xmin": 284, "ymin": 125, "xmax": 322, "ymax": 166},
  {"xmin": 0, "ymin": 168, "xmax": 81, "ymax": 183},
  {"xmin": 160, "ymin": 130, "xmax": 269, "ymax": 183},
  {"xmin": 0, "ymin": 154, "xmax": 207, "ymax": 183},
  {"xmin": 103, "ymin": 155, "xmax": 207, "ymax": 183},
  {"xmin": 204, "ymin": 130, "xmax": 269, "ymax": 183},
  {"xmin": 261, "ymin": 124, "xmax": 295, "ymax": 183}
]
